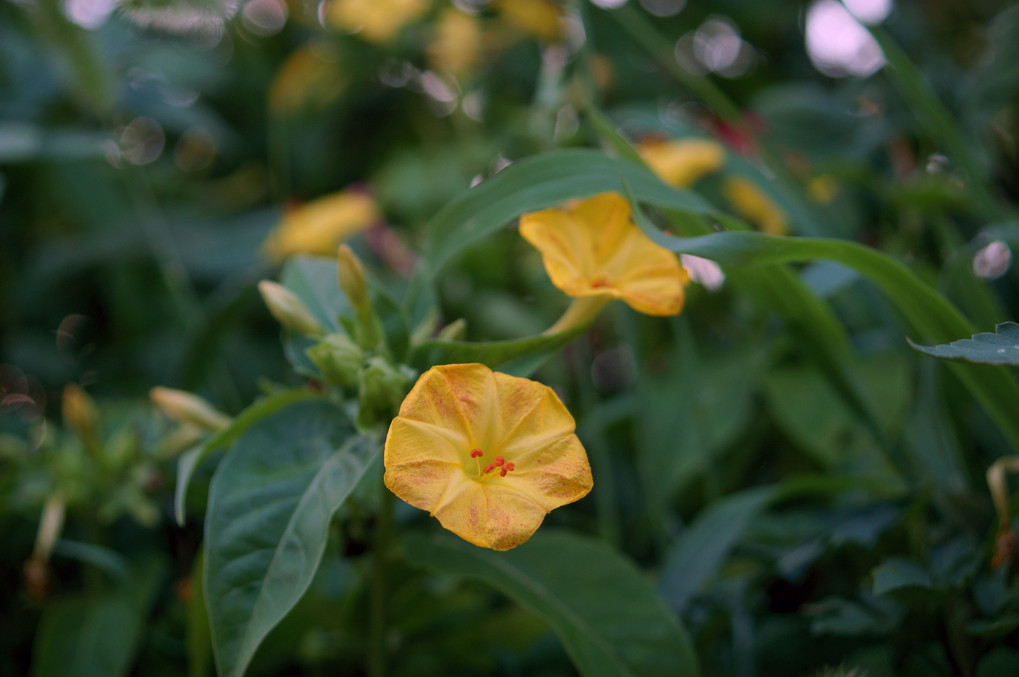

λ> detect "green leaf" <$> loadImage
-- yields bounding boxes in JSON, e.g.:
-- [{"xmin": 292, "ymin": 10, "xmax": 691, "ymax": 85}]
[
  {"xmin": 188, "ymin": 550, "xmax": 213, "ymax": 677},
  {"xmin": 424, "ymin": 148, "xmax": 713, "ymax": 275},
  {"xmin": 405, "ymin": 530, "xmax": 700, "ymax": 677},
  {"xmin": 908, "ymin": 322, "xmax": 1019, "ymax": 366},
  {"xmin": 659, "ymin": 487, "xmax": 778, "ymax": 611},
  {"xmin": 872, "ymin": 558, "xmax": 933, "ymax": 596},
  {"xmin": 204, "ymin": 399, "xmax": 380, "ymax": 677},
  {"xmin": 175, "ymin": 389, "xmax": 320, "ymax": 525},
  {"xmin": 31, "ymin": 555, "xmax": 166, "ymax": 677}
]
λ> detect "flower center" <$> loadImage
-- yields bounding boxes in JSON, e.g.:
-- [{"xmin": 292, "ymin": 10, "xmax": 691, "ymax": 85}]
[{"xmin": 468, "ymin": 448, "xmax": 515, "ymax": 481}]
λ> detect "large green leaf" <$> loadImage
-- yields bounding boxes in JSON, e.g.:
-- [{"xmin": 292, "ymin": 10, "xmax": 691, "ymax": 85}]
[
  {"xmin": 174, "ymin": 389, "xmax": 320, "ymax": 525},
  {"xmin": 909, "ymin": 322, "xmax": 1019, "ymax": 366},
  {"xmin": 405, "ymin": 530, "xmax": 700, "ymax": 677},
  {"xmin": 31, "ymin": 555, "xmax": 166, "ymax": 677},
  {"xmin": 204, "ymin": 399, "xmax": 380, "ymax": 677}
]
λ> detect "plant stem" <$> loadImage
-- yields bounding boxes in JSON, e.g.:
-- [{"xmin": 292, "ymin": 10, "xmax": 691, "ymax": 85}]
[{"xmin": 368, "ymin": 489, "xmax": 395, "ymax": 677}]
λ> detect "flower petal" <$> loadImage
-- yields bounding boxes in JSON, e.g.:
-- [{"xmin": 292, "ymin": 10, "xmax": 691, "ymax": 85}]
[
  {"xmin": 432, "ymin": 481, "xmax": 550, "ymax": 551},
  {"xmin": 520, "ymin": 192, "xmax": 687, "ymax": 316}
]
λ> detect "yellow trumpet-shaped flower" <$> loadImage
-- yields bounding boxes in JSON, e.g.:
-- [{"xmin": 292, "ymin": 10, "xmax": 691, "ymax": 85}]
[
  {"xmin": 262, "ymin": 189, "xmax": 379, "ymax": 261},
  {"xmin": 326, "ymin": 0, "xmax": 429, "ymax": 44},
  {"xmin": 638, "ymin": 138, "xmax": 726, "ymax": 188},
  {"xmin": 519, "ymin": 192, "xmax": 688, "ymax": 317},
  {"xmin": 495, "ymin": 0, "xmax": 562, "ymax": 43},
  {"xmin": 384, "ymin": 363, "xmax": 593, "ymax": 551},
  {"xmin": 723, "ymin": 176, "xmax": 789, "ymax": 236}
]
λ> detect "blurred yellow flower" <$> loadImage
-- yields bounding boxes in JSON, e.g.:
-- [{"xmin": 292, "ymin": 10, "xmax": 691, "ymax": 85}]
[
  {"xmin": 263, "ymin": 189, "xmax": 379, "ymax": 261},
  {"xmin": 326, "ymin": 0, "xmax": 429, "ymax": 43},
  {"xmin": 495, "ymin": 0, "xmax": 561, "ymax": 42},
  {"xmin": 428, "ymin": 8, "xmax": 482, "ymax": 77},
  {"xmin": 519, "ymin": 192, "xmax": 688, "ymax": 316},
  {"xmin": 638, "ymin": 138, "xmax": 726, "ymax": 188},
  {"xmin": 384, "ymin": 363, "xmax": 592, "ymax": 551},
  {"xmin": 807, "ymin": 174, "xmax": 839, "ymax": 205},
  {"xmin": 723, "ymin": 176, "xmax": 789, "ymax": 236},
  {"xmin": 268, "ymin": 45, "xmax": 345, "ymax": 115}
]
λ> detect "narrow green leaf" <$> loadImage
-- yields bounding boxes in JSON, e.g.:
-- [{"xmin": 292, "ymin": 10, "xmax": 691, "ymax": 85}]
[
  {"xmin": 406, "ymin": 530, "xmax": 700, "ymax": 677},
  {"xmin": 424, "ymin": 148, "xmax": 714, "ymax": 275},
  {"xmin": 409, "ymin": 325, "xmax": 585, "ymax": 376},
  {"xmin": 174, "ymin": 389, "xmax": 320, "ymax": 525},
  {"xmin": 659, "ymin": 487, "xmax": 778, "ymax": 611},
  {"xmin": 204, "ymin": 400, "xmax": 380, "ymax": 677},
  {"xmin": 908, "ymin": 322, "xmax": 1019, "ymax": 366}
]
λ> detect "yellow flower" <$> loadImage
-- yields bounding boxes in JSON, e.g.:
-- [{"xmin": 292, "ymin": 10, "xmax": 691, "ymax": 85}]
[
  {"xmin": 722, "ymin": 176, "xmax": 789, "ymax": 236},
  {"xmin": 637, "ymin": 138, "xmax": 726, "ymax": 188},
  {"xmin": 519, "ymin": 192, "xmax": 688, "ymax": 317},
  {"xmin": 807, "ymin": 174, "xmax": 839, "ymax": 205},
  {"xmin": 495, "ymin": 0, "xmax": 562, "ymax": 43},
  {"xmin": 384, "ymin": 363, "xmax": 593, "ymax": 551},
  {"xmin": 268, "ymin": 45, "xmax": 345, "ymax": 115},
  {"xmin": 326, "ymin": 0, "xmax": 429, "ymax": 44},
  {"xmin": 262, "ymin": 189, "xmax": 379, "ymax": 261},
  {"xmin": 428, "ymin": 8, "xmax": 482, "ymax": 77}
]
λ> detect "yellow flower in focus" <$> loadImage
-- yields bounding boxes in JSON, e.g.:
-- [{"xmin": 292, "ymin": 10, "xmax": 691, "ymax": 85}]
[
  {"xmin": 638, "ymin": 138, "xmax": 726, "ymax": 188},
  {"xmin": 263, "ymin": 189, "xmax": 379, "ymax": 261},
  {"xmin": 384, "ymin": 363, "xmax": 593, "ymax": 551},
  {"xmin": 495, "ymin": 0, "xmax": 562, "ymax": 42},
  {"xmin": 269, "ymin": 45, "xmax": 345, "ymax": 115},
  {"xmin": 723, "ymin": 176, "xmax": 789, "ymax": 236},
  {"xmin": 519, "ymin": 192, "xmax": 688, "ymax": 316},
  {"xmin": 429, "ymin": 8, "xmax": 482, "ymax": 77},
  {"xmin": 326, "ymin": 0, "xmax": 429, "ymax": 43}
]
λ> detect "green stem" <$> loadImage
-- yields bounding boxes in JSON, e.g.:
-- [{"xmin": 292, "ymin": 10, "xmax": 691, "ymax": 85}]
[{"xmin": 368, "ymin": 490, "xmax": 395, "ymax": 677}]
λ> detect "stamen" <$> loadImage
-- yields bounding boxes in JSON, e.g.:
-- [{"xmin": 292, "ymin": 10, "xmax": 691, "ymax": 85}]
[
  {"xmin": 591, "ymin": 278, "xmax": 609, "ymax": 288},
  {"xmin": 470, "ymin": 449, "xmax": 483, "ymax": 458},
  {"xmin": 500, "ymin": 462, "xmax": 516, "ymax": 478}
]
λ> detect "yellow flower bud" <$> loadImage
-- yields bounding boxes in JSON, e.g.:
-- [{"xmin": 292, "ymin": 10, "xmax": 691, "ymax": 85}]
[
  {"xmin": 151, "ymin": 387, "xmax": 231, "ymax": 431},
  {"xmin": 62, "ymin": 384, "xmax": 98, "ymax": 441},
  {"xmin": 337, "ymin": 245, "xmax": 385, "ymax": 350},
  {"xmin": 258, "ymin": 280, "xmax": 326, "ymax": 337}
]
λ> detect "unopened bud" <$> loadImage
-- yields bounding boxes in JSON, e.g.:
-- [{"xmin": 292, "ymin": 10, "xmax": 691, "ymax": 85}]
[
  {"xmin": 337, "ymin": 245, "xmax": 385, "ymax": 350},
  {"xmin": 307, "ymin": 334, "xmax": 363, "ymax": 386},
  {"xmin": 436, "ymin": 318, "xmax": 467, "ymax": 341},
  {"xmin": 357, "ymin": 357, "xmax": 409, "ymax": 428},
  {"xmin": 337, "ymin": 245, "xmax": 371, "ymax": 316},
  {"xmin": 258, "ymin": 280, "xmax": 325, "ymax": 337},
  {"xmin": 62, "ymin": 384, "xmax": 98, "ymax": 440},
  {"xmin": 151, "ymin": 387, "xmax": 231, "ymax": 431}
]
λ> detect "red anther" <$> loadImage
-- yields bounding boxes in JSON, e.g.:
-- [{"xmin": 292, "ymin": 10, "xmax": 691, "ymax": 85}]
[
  {"xmin": 500, "ymin": 467, "xmax": 508, "ymax": 477},
  {"xmin": 483, "ymin": 462, "xmax": 497, "ymax": 473},
  {"xmin": 494, "ymin": 456, "xmax": 505, "ymax": 466},
  {"xmin": 504, "ymin": 462, "xmax": 515, "ymax": 472},
  {"xmin": 591, "ymin": 278, "xmax": 608, "ymax": 288},
  {"xmin": 470, "ymin": 449, "xmax": 483, "ymax": 458}
]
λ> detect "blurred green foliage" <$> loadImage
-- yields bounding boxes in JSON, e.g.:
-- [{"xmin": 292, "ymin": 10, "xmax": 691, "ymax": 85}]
[{"xmin": 4, "ymin": 0, "xmax": 1019, "ymax": 675}]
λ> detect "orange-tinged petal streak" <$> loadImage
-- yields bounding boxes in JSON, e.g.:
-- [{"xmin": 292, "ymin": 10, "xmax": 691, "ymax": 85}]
[
  {"xmin": 519, "ymin": 192, "xmax": 686, "ymax": 316},
  {"xmin": 384, "ymin": 363, "xmax": 593, "ymax": 550}
]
